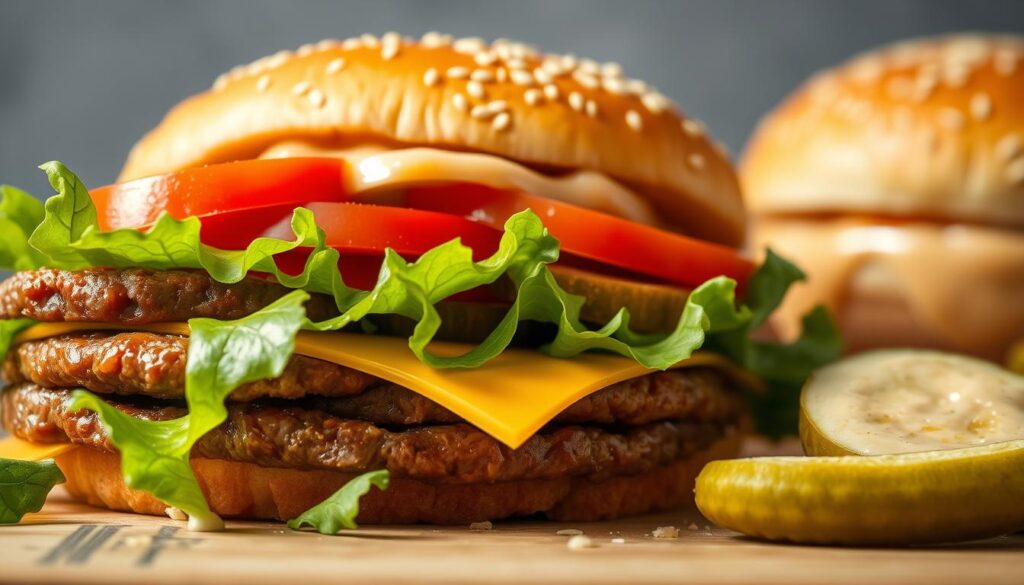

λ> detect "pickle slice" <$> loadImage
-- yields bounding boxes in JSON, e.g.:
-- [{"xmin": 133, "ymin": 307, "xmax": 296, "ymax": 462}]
[
  {"xmin": 800, "ymin": 350, "xmax": 1024, "ymax": 456},
  {"xmin": 695, "ymin": 439, "xmax": 1024, "ymax": 545}
]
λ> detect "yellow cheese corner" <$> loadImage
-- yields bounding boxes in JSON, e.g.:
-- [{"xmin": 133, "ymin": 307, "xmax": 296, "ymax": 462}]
[
  {"xmin": 15, "ymin": 323, "xmax": 746, "ymax": 448},
  {"xmin": 0, "ymin": 436, "xmax": 74, "ymax": 461}
]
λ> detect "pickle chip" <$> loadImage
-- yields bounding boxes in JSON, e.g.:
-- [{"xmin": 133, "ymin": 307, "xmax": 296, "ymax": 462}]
[{"xmin": 695, "ymin": 439, "xmax": 1024, "ymax": 545}]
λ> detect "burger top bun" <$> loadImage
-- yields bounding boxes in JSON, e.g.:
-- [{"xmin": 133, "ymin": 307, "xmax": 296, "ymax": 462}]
[
  {"xmin": 119, "ymin": 33, "xmax": 745, "ymax": 246},
  {"xmin": 743, "ymin": 34, "xmax": 1024, "ymax": 228}
]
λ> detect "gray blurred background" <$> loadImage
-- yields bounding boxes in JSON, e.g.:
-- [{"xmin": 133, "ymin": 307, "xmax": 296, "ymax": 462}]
[{"xmin": 1, "ymin": 0, "xmax": 1022, "ymax": 196}]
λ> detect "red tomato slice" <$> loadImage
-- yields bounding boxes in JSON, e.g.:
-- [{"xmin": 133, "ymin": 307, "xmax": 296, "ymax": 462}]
[
  {"xmin": 92, "ymin": 158, "xmax": 349, "ymax": 230},
  {"xmin": 405, "ymin": 184, "xmax": 753, "ymax": 288},
  {"xmin": 90, "ymin": 158, "xmax": 752, "ymax": 290}
]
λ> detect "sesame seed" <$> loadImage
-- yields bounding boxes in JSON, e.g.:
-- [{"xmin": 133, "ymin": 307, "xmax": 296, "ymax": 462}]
[
  {"xmin": 611, "ymin": 538, "xmax": 626, "ymax": 545},
  {"xmin": 579, "ymin": 58, "xmax": 600, "ymax": 75},
  {"xmin": 292, "ymin": 80, "xmax": 312, "ymax": 96},
  {"xmin": 492, "ymin": 112, "xmax": 512, "ymax": 131},
  {"xmin": 602, "ymin": 77, "xmax": 627, "ymax": 95},
  {"xmin": 937, "ymin": 107, "xmax": 965, "ymax": 130},
  {"xmin": 326, "ymin": 58, "xmax": 346, "ymax": 74},
  {"xmin": 420, "ymin": 31, "xmax": 443, "ymax": 46},
  {"xmin": 682, "ymin": 119, "xmax": 704, "ymax": 137},
  {"xmin": 452, "ymin": 93, "xmax": 469, "ymax": 112},
  {"xmin": 381, "ymin": 31, "xmax": 401, "ymax": 46},
  {"xmin": 267, "ymin": 50, "xmax": 291, "ymax": 69},
  {"xmin": 585, "ymin": 99, "xmax": 598, "ymax": 118},
  {"xmin": 307, "ymin": 89, "xmax": 326, "ymax": 107},
  {"xmin": 469, "ymin": 521, "xmax": 493, "ymax": 531},
  {"xmin": 505, "ymin": 58, "xmax": 528, "ymax": 71},
  {"xmin": 454, "ymin": 37, "xmax": 485, "ymax": 54},
  {"xmin": 524, "ymin": 88, "xmax": 543, "ymax": 105},
  {"xmin": 688, "ymin": 153, "xmax": 706, "ymax": 170},
  {"xmin": 467, "ymin": 80, "xmax": 486, "ymax": 99},
  {"xmin": 316, "ymin": 39, "xmax": 341, "ymax": 52},
  {"xmin": 970, "ymin": 92, "xmax": 992, "ymax": 120},
  {"xmin": 533, "ymin": 68, "xmax": 553, "ymax": 85},
  {"xmin": 474, "ymin": 51, "xmax": 497, "ymax": 67},
  {"xmin": 296, "ymin": 43, "xmax": 316, "ymax": 57},
  {"xmin": 543, "ymin": 84, "xmax": 560, "ymax": 100},
  {"xmin": 541, "ymin": 58, "xmax": 564, "ymax": 76},
  {"xmin": 165, "ymin": 507, "xmax": 188, "ymax": 521},
  {"xmin": 510, "ymin": 69, "xmax": 534, "ymax": 86},
  {"xmin": 996, "ymin": 134, "xmax": 1022, "ymax": 162},
  {"xmin": 423, "ymin": 68, "xmax": 440, "ymax": 87},
  {"xmin": 943, "ymin": 64, "xmax": 970, "ymax": 88},
  {"xmin": 381, "ymin": 42, "xmax": 400, "ymax": 61},
  {"xmin": 471, "ymin": 69, "xmax": 494, "ymax": 82},
  {"xmin": 213, "ymin": 74, "xmax": 229, "ymax": 91},
  {"xmin": 1007, "ymin": 158, "xmax": 1024, "ymax": 184},
  {"xmin": 625, "ymin": 110, "xmax": 643, "ymax": 131},
  {"xmin": 641, "ymin": 92, "xmax": 669, "ymax": 114},
  {"xmin": 560, "ymin": 54, "xmax": 578, "ymax": 70},
  {"xmin": 256, "ymin": 75, "xmax": 272, "ymax": 93},
  {"xmin": 568, "ymin": 91, "xmax": 585, "ymax": 111},
  {"xmin": 566, "ymin": 535, "xmax": 595, "ymax": 550},
  {"xmin": 470, "ymin": 104, "xmax": 492, "ymax": 119},
  {"xmin": 995, "ymin": 51, "xmax": 1018, "ymax": 76},
  {"xmin": 487, "ymin": 100, "xmax": 508, "ymax": 113},
  {"xmin": 360, "ymin": 33, "xmax": 379, "ymax": 47},
  {"xmin": 625, "ymin": 79, "xmax": 647, "ymax": 95},
  {"xmin": 341, "ymin": 38, "xmax": 362, "ymax": 51},
  {"xmin": 573, "ymin": 71, "xmax": 599, "ymax": 89},
  {"xmin": 447, "ymin": 66, "xmax": 469, "ymax": 79},
  {"xmin": 496, "ymin": 67, "xmax": 508, "ymax": 82},
  {"xmin": 600, "ymin": 62, "xmax": 623, "ymax": 78}
]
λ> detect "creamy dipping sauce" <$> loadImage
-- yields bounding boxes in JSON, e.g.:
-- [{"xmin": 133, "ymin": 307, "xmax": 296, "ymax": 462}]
[
  {"xmin": 259, "ymin": 142, "xmax": 659, "ymax": 226},
  {"xmin": 805, "ymin": 350, "xmax": 1024, "ymax": 454}
]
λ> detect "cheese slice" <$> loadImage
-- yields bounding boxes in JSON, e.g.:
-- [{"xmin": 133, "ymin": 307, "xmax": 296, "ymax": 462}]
[
  {"xmin": 0, "ymin": 436, "xmax": 74, "ymax": 461},
  {"xmin": 14, "ymin": 323, "xmax": 747, "ymax": 448}
]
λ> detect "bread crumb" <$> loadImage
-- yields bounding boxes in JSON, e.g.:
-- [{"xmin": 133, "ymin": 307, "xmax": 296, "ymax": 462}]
[
  {"xmin": 165, "ymin": 507, "xmax": 187, "ymax": 521},
  {"xmin": 687, "ymin": 523, "xmax": 699, "ymax": 531},
  {"xmin": 566, "ymin": 535, "xmax": 596, "ymax": 550},
  {"xmin": 611, "ymin": 538, "xmax": 626, "ymax": 544},
  {"xmin": 556, "ymin": 528, "xmax": 584, "ymax": 536},
  {"xmin": 652, "ymin": 526, "xmax": 680, "ymax": 539},
  {"xmin": 469, "ymin": 521, "xmax": 493, "ymax": 531}
]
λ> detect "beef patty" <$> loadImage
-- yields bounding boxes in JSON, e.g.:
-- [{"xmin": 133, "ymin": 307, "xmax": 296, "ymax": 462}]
[
  {"xmin": 5, "ymin": 332, "xmax": 742, "ymax": 425},
  {"xmin": 3, "ymin": 383, "xmax": 735, "ymax": 484}
]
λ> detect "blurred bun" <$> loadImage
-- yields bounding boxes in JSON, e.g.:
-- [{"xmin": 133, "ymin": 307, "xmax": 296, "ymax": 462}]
[
  {"xmin": 119, "ymin": 33, "xmax": 744, "ymax": 246},
  {"xmin": 744, "ymin": 34, "xmax": 1024, "ymax": 227}
]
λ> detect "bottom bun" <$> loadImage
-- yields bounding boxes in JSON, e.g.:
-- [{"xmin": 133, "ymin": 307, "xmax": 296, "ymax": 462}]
[{"xmin": 56, "ymin": 433, "xmax": 740, "ymax": 524}]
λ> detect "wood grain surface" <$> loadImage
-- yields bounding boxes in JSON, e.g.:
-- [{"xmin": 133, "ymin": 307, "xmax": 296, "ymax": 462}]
[{"xmin": 1, "ymin": 487, "xmax": 1020, "ymax": 585}]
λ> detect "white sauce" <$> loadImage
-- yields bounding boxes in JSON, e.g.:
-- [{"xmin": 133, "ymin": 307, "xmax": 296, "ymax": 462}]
[
  {"xmin": 259, "ymin": 142, "xmax": 658, "ymax": 225},
  {"xmin": 805, "ymin": 350, "xmax": 1024, "ymax": 454}
]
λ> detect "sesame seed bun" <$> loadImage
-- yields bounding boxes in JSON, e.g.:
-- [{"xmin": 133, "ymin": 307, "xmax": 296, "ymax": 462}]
[
  {"xmin": 742, "ymin": 34, "xmax": 1024, "ymax": 226},
  {"xmin": 118, "ymin": 33, "xmax": 745, "ymax": 246}
]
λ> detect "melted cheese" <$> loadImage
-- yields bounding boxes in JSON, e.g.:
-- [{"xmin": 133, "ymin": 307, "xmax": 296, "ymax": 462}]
[
  {"xmin": 259, "ymin": 142, "xmax": 660, "ymax": 226},
  {"xmin": 756, "ymin": 219, "xmax": 1024, "ymax": 360},
  {"xmin": 13, "ymin": 323, "xmax": 744, "ymax": 449},
  {"xmin": 0, "ymin": 436, "xmax": 74, "ymax": 461}
]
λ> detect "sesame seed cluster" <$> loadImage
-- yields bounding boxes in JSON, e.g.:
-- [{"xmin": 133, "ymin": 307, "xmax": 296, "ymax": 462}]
[
  {"xmin": 210, "ymin": 31, "xmax": 724, "ymax": 170},
  {"xmin": 791, "ymin": 35, "xmax": 1024, "ymax": 186}
]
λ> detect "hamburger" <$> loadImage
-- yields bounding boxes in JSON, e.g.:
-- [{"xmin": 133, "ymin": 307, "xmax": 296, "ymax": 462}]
[
  {"xmin": 0, "ymin": 33, "xmax": 836, "ymax": 531},
  {"xmin": 743, "ymin": 33, "xmax": 1024, "ymax": 363}
]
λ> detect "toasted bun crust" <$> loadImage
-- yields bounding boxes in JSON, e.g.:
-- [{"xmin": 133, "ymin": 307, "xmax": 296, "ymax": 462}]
[
  {"xmin": 118, "ymin": 33, "xmax": 744, "ymax": 246},
  {"xmin": 743, "ymin": 34, "xmax": 1024, "ymax": 227},
  {"xmin": 56, "ymin": 434, "xmax": 739, "ymax": 524}
]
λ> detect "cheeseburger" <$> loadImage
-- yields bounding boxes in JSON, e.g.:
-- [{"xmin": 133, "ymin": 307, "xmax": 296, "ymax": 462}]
[
  {"xmin": 0, "ymin": 33, "xmax": 835, "ymax": 530},
  {"xmin": 743, "ymin": 33, "xmax": 1024, "ymax": 362}
]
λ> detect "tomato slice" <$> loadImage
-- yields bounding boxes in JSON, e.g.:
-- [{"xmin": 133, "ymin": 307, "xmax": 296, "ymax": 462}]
[
  {"xmin": 405, "ymin": 184, "xmax": 753, "ymax": 288},
  {"xmin": 90, "ymin": 158, "xmax": 752, "ymax": 290},
  {"xmin": 92, "ymin": 158, "xmax": 349, "ymax": 230}
]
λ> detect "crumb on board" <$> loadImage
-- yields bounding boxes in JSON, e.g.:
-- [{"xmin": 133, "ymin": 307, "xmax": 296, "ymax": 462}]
[
  {"xmin": 687, "ymin": 523, "xmax": 699, "ymax": 531},
  {"xmin": 611, "ymin": 538, "xmax": 626, "ymax": 545},
  {"xmin": 469, "ymin": 521, "xmax": 493, "ymax": 531},
  {"xmin": 652, "ymin": 526, "xmax": 680, "ymax": 539},
  {"xmin": 556, "ymin": 529, "xmax": 584, "ymax": 536},
  {"xmin": 566, "ymin": 535, "xmax": 596, "ymax": 550}
]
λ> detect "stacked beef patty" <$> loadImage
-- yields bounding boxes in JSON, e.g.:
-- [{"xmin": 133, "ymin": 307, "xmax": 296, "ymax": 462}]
[{"xmin": 0, "ymin": 268, "xmax": 744, "ymax": 524}]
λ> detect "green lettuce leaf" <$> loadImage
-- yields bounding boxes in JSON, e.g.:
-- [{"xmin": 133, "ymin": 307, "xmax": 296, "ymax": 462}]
[
  {"xmin": 68, "ymin": 291, "xmax": 309, "ymax": 527},
  {"xmin": 0, "ymin": 185, "xmax": 46, "ymax": 271},
  {"xmin": 287, "ymin": 470, "xmax": 390, "ymax": 534},
  {"xmin": 0, "ymin": 459, "xmax": 65, "ymax": 524}
]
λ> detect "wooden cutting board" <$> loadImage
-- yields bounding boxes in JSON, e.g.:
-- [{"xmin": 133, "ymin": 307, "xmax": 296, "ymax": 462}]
[{"xmin": 1, "ymin": 487, "xmax": 1020, "ymax": 585}]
